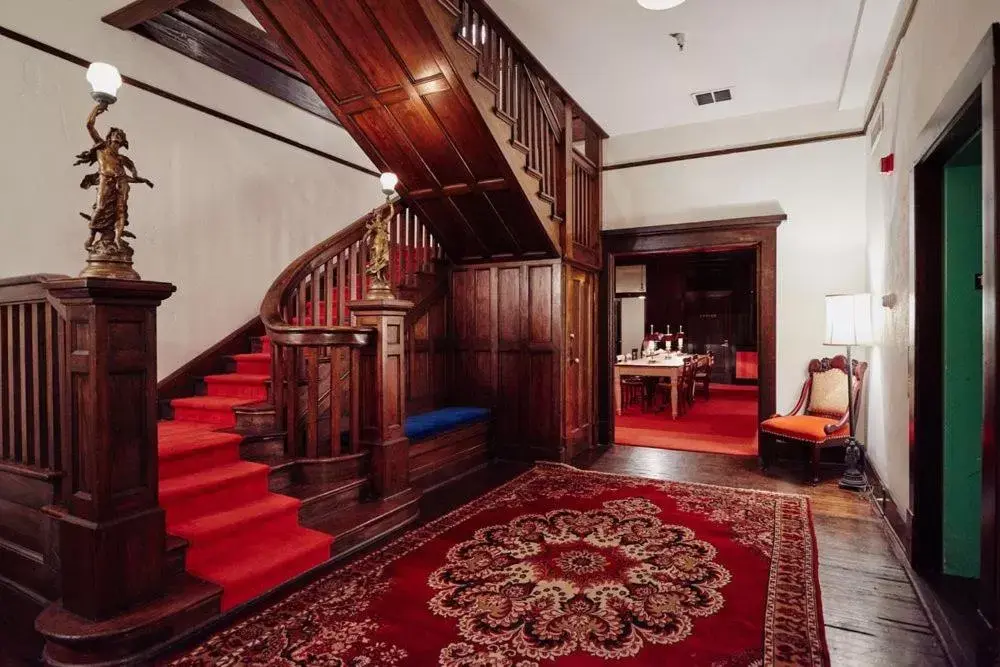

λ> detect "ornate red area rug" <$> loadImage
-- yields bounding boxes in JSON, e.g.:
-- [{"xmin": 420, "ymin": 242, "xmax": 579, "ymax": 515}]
[{"xmin": 166, "ymin": 464, "xmax": 828, "ymax": 666}]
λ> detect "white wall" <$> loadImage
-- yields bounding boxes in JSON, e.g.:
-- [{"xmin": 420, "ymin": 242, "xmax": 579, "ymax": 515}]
[
  {"xmin": 604, "ymin": 137, "xmax": 869, "ymax": 413},
  {"xmin": 864, "ymin": 0, "xmax": 1000, "ymax": 514},
  {"xmin": 0, "ymin": 1, "xmax": 382, "ymax": 379}
]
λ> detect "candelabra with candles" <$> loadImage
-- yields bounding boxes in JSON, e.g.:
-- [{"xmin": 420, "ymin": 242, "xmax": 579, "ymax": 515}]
[{"xmin": 73, "ymin": 62, "xmax": 154, "ymax": 280}]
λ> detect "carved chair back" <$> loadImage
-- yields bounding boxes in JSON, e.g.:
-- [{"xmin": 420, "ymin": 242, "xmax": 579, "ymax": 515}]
[{"xmin": 798, "ymin": 356, "xmax": 868, "ymax": 419}]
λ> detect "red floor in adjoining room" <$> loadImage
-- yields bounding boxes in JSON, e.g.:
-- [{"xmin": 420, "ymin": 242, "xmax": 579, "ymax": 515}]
[
  {"xmin": 158, "ymin": 336, "xmax": 333, "ymax": 611},
  {"xmin": 615, "ymin": 383, "xmax": 759, "ymax": 456}
]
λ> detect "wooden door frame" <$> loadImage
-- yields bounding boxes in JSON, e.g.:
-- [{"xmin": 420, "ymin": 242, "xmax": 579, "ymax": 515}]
[
  {"xmin": 909, "ymin": 23, "xmax": 999, "ymax": 650},
  {"xmin": 598, "ymin": 215, "xmax": 784, "ymax": 449}
]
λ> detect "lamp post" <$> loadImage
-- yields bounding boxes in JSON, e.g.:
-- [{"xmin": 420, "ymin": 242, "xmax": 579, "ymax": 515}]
[
  {"xmin": 363, "ymin": 172, "xmax": 399, "ymax": 300},
  {"xmin": 75, "ymin": 62, "xmax": 154, "ymax": 280},
  {"xmin": 824, "ymin": 293, "xmax": 873, "ymax": 490}
]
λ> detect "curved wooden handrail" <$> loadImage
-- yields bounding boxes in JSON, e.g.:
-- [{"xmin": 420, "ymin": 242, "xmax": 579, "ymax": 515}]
[{"xmin": 259, "ymin": 206, "xmax": 384, "ymax": 347}]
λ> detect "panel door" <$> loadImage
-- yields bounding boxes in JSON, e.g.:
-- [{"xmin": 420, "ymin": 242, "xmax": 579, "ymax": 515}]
[{"xmin": 564, "ymin": 265, "xmax": 597, "ymax": 460}]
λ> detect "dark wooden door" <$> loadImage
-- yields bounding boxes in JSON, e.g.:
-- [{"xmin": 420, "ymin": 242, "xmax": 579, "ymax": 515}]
[
  {"xmin": 687, "ymin": 290, "xmax": 733, "ymax": 382},
  {"xmin": 565, "ymin": 265, "xmax": 597, "ymax": 461}
]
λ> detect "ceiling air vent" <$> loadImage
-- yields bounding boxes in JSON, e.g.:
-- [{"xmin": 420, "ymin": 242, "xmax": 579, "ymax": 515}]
[{"xmin": 692, "ymin": 88, "xmax": 733, "ymax": 106}]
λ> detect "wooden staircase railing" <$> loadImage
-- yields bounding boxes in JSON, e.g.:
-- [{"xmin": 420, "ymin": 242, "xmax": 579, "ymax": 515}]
[
  {"xmin": 260, "ymin": 200, "xmax": 442, "ymax": 461},
  {"xmin": 446, "ymin": 0, "xmax": 603, "ymax": 267}
]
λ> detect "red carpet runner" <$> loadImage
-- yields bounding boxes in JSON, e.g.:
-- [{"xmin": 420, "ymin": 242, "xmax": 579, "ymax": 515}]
[
  {"xmin": 158, "ymin": 336, "xmax": 332, "ymax": 610},
  {"xmin": 616, "ymin": 384, "xmax": 759, "ymax": 456},
  {"xmin": 166, "ymin": 464, "xmax": 828, "ymax": 666}
]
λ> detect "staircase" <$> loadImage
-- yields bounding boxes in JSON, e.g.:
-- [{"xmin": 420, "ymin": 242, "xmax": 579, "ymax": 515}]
[
  {"xmin": 154, "ymin": 203, "xmax": 447, "ymax": 611},
  {"xmin": 241, "ymin": 0, "xmax": 605, "ymax": 267}
]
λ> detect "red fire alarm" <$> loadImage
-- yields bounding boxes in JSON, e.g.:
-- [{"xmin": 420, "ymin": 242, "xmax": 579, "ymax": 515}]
[{"xmin": 880, "ymin": 153, "xmax": 895, "ymax": 174}]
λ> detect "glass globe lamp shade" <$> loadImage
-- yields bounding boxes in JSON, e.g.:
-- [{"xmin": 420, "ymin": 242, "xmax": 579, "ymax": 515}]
[
  {"xmin": 637, "ymin": 0, "xmax": 686, "ymax": 9},
  {"xmin": 86, "ymin": 62, "xmax": 122, "ymax": 104},
  {"xmin": 379, "ymin": 172, "xmax": 399, "ymax": 195}
]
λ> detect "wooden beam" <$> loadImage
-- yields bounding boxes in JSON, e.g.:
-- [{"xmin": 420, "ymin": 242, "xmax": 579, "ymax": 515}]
[{"xmin": 102, "ymin": 0, "xmax": 190, "ymax": 30}]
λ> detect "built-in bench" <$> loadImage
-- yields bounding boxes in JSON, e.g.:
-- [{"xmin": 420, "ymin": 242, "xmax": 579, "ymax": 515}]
[{"xmin": 405, "ymin": 407, "xmax": 492, "ymax": 489}]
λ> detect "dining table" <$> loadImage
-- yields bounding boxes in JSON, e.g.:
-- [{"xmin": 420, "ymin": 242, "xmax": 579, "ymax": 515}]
[{"xmin": 614, "ymin": 353, "xmax": 698, "ymax": 420}]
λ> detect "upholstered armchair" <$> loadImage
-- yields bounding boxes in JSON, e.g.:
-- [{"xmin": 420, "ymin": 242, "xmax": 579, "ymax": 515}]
[{"xmin": 760, "ymin": 356, "xmax": 868, "ymax": 483}]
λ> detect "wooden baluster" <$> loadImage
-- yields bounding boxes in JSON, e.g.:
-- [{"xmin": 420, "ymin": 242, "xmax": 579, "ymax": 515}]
[
  {"xmin": 325, "ymin": 258, "xmax": 336, "ymax": 326},
  {"xmin": 330, "ymin": 347, "xmax": 342, "ymax": 456},
  {"xmin": 460, "ymin": 1, "xmax": 471, "ymax": 44},
  {"xmin": 285, "ymin": 346, "xmax": 299, "ymax": 457},
  {"xmin": 30, "ymin": 303, "xmax": 41, "ymax": 466},
  {"xmin": 0, "ymin": 305, "xmax": 6, "ymax": 462},
  {"xmin": 306, "ymin": 348, "xmax": 319, "ymax": 457},
  {"xmin": 311, "ymin": 267, "xmax": 322, "ymax": 326},
  {"xmin": 349, "ymin": 241, "xmax": 359, "ymax": 305},
  {"xmin": 17, "ymin": 304, "xmax": 27, "ymax": 464},
  {"xmin": 338, "ymin": 249, "xmax": 348, "ymax": 324},
  {"xmin": 297, "ymin": 282, "xmax": 307, "ymax": 327},
  {"xmin": 350, "ymin": 347, "xmax": 361, "ymax": 453},
  {"xmin": 272, "ymin": 344, "xmax": 285, "ymax": 432},
  {"xmin": 6, "ymin": 306, "xmax": 17, "ymax": 462},
  {"xmin": 359, "ymin": 239, "xmax": 369, "ymax": 300},
  {"xmin": 406, "ymin": 207, "xmax": 416, "ymax": 281},
  {"xmin": 417, "ymin": 215, "xmax": 427, "ymax": 268}
]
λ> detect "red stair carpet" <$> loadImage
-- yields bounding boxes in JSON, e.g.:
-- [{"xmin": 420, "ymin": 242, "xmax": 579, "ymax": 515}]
[
  {"xmin": 159, "ymin": 335, "xmax": 333, "ymax": 610},
  {"xmin": 166, "ymin": 465, "xmax": 828, "ymax": 666},
  {"xmin": 616, "ymin": 384, "xmax": 759, "ymax": 456}
]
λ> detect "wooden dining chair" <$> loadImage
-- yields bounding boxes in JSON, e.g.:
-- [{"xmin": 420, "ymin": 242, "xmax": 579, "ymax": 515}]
[
  {"xmin": 695, "ymin": 354, "xmax": 712, "ymax": 399},
  {"xmin": 759, "ymin": 355, "xmax": 867, "ymax": 483},
  {"xmin": 620, "ymin": 375, "xmax": 645, "ymax": 410},
  {"xmin": 682, "ymin": 358, "xmax": 697, "ymax": 413}
]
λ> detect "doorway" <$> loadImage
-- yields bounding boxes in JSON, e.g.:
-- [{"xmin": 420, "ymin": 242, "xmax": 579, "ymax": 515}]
[
  {"xmin": 599, "ymin": 215, "xmax": 782, "ymax": 459},
  {"xmin": 611, "ymin": 249, "xmax": 760, "ymax": 455},
  {"xmin": 910, "ymin": 23, "xmax": 998, "ymax": 662}
]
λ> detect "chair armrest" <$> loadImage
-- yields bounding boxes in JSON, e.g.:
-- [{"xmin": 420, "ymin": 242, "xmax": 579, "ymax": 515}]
[{"xmin": 823, "ymin": 411, "xmax": 850, "ymax": 435}]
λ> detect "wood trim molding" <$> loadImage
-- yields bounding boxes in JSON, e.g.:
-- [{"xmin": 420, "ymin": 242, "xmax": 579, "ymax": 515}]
[
  {"xmin": 102, "ymin": 0, "xmax": 189, "ymax": 30},
  {"xmin": 0, "ymin": 25, "xmax": 378, "ymax": 178},
  {"xmin": 598, "ymin": 216, "xmax": 783, "ymax": 447},
  {"xmin": 602, "ymin": 131, "xmax": 865, "ymax": 172}
]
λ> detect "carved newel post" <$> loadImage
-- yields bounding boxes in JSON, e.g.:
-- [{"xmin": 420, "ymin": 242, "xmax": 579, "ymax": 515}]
[
  {"xmin": 349, "ymin": 173, "xmax": 412, "ymax": 497},
  {"xmin": 44, "ymin": 279, "xmax": 175, "ymax": 620}
]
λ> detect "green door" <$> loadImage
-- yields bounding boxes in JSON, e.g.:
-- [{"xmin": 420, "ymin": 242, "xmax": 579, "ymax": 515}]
[{"xmin": 942, "ymin": 132, "xmax": 983, "ymax": 579}]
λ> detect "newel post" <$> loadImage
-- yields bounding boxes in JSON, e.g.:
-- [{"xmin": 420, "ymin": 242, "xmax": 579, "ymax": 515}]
[
  {"xmin": 348, "ymin": 298, "xmax": 412, "ymax": 497},
  {"xmin": 43, "ymin": 277, "xmax": 175, "ymax": 620}
]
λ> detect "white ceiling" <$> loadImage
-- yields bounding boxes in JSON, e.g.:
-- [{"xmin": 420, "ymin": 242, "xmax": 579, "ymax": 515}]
[{"xmin": 485, "ymin": 0, "xmax": 902, "ymax": 136}]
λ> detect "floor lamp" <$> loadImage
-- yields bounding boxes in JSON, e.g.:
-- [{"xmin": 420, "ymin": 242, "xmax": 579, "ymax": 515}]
[{"xmin": 824, "ymin": 293, "xmax": 873, "ymax": 490}]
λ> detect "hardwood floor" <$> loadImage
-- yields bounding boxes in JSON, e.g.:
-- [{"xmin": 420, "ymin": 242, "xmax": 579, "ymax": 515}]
[{"xmin": 584, "ymin": 445, "xmax": 948, "ymax": 666}]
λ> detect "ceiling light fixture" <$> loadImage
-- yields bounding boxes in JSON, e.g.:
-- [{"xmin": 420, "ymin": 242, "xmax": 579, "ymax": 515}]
[{"xmin": 637, "ymin": 0, "xmax": 686, "ymax": 10}]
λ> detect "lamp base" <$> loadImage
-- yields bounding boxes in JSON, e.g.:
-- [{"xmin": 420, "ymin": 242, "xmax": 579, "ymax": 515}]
[{"xmin": 838, "ymin": 437, "xmax": 868, "ymax": 491}]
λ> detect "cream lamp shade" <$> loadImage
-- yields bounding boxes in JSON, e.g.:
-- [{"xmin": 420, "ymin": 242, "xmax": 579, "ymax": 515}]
[
  {"xmin": 824, "ymin": 293, "xmax": 874, "ymax": 346},
  {"xmin": 637, "ymin": 0, "xmax": 686, "ymax": 9},
  {"xmin": 379, "ymin": 172, "xmax": 399, "ymax": 195},
  {"xmin": 86, "ymin": 62, "xmax": 122, "ymax": 102}
]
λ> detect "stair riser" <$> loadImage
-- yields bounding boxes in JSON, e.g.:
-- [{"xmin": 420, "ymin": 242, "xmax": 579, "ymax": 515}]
[
  {"xmin": 297, "ymin": 482, "xmax": 367, "ymax": 526},
  {"xmin": 234, "ymin": 359, "xmax": 271, "ymax": 375},
  {"xmin": 172, "ymin": 406, "xmax": 238, "ymax": 428},
  {"xmin": 182, "ymin": 510, "xmax": 302, "ymax": 571},
  {"xmin": 242, "ymin": 435, "xmax": 285, "ymax": 463},
  {"xmin": 211, "ymin": 542, "xmax": 330, "ymax": 611},
  {"xmin": 234, "ymin": 409, "xmax": 277, "ymax": 434},
  {"xmin": 160, "ymin": 446, "xmax": 240, "ymax": 479},
  {"xmin": 205, "ymin": 383, "xmax": 268, "ymax": 401},
  {"xmin": 162, "ymin": 473, "xmax": 269, "ymax": 526},
  {"xmin": 331, "ymin": 501, "xmax": 419, "ymax": 560}
]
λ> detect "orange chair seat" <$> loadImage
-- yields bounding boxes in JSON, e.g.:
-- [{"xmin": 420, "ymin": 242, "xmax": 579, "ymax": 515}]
[{"xmin": 760, "ymin": 415, "xmax": 849, "ymax": 443}]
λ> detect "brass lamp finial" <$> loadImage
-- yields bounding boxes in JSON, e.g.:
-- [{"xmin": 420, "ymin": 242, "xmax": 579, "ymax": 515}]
[{"xmin": 364, "ymin": 172, "xmax": 398, "ymax": 300}]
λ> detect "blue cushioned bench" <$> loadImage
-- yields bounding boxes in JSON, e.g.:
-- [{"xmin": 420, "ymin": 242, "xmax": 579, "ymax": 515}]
[{"xmin": 405, "ymin": 407, "xmax": 492, "ymax": 490}]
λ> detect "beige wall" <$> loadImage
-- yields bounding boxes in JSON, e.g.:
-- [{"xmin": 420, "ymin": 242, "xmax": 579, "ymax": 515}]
[
  {"xmin": 864, "ymin": 0, "xmax": 1000, "ymax": 514},
  {"xmin": 604, "ymin": 137, "xmax": 869, "ymax": 413},
  {"xmin": 0, "ymin": 1, "xmax": 381, "ymax": 379}
]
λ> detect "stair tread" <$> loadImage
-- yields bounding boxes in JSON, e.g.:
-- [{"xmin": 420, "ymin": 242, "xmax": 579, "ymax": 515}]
[
  {"xmin": 171, "ymin": 395, "xmax": 257, "ymax": 410},
  {"xmin": 169, "ymin": 494, "xmax": 301, "ymax": 540},
  {"xmin": 230, "ymin": 352, "xmax": 271, "ymax": 362},
  {"xmin": 160, "ymin": 461, "xmax": 269, "ymax": 499},
  {"xmin": 203, "ymin": 373, "xmax": 270, "ymax": 384},
  {"xmin": 312, "ymin": 488, "xmax": 420, "ymax": 535},
  {"xmin": 189, "ymin": 528, "xmax": 332, "ymax": 586},
  {"xmin": 280, "ymin": 478, "xmax": 366, "ymax": 503},
  {"xmin": 158, "ymin": 424, "xmax": 242, "ymax": 459}
]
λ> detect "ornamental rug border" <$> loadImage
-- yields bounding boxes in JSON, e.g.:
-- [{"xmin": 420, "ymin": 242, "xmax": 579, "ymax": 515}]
[{"xmin": 167, "ymin": 463, "xmax": 828, "ymax": 667}]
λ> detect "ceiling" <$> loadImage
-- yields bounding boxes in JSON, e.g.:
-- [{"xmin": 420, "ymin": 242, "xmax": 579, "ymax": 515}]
[{"xmin": 484, "ymin": 0, "xmax": 902, "ymax": 136}]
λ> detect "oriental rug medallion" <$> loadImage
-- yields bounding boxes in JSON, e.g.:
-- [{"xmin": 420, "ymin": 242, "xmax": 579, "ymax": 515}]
[{"xmin": 167, "ymin": 464, "xmax": 828, "ymax": 666}]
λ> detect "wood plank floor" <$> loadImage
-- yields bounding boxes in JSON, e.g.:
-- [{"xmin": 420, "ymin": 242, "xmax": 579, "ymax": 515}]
[{"xmin": 583, "ymin": 445, "xmax": 948, "ymax": 666}]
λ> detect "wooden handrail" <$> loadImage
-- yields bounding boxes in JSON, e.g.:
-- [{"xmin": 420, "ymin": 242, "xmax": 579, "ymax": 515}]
[{"xmin": 259, "ymin": 207, "xmax": 378, "ymax": 348}]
